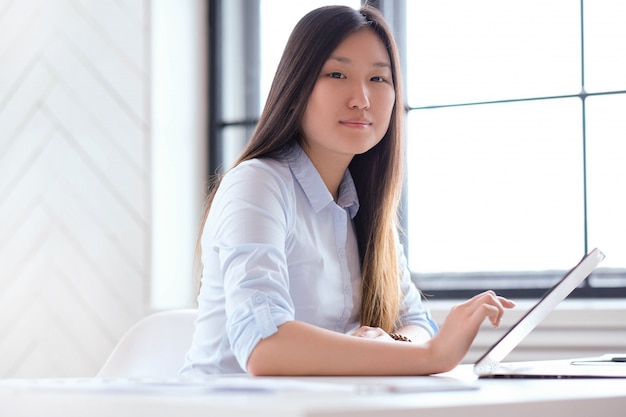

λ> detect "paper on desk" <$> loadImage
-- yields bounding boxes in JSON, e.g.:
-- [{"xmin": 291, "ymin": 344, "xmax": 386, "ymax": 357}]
[
  {"xmin": 1, "ymin": 375, "xmax": 477, "ymax": 395},
  {"xmin": 300, "ymin": 376, "xmax": 478, "ymax": 394},
  {"xmin": 1, "ymin": 377, "xmax": 349, "ymax": 395}
]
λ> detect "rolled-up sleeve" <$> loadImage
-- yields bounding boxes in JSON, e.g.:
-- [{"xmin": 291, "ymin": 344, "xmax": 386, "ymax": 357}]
[{"xmin": 210, "ymin": 164, "xmax": 297, "ymax": 370}]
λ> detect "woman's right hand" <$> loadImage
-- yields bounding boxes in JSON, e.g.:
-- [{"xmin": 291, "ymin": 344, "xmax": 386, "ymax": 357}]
[{"xmin": 426, "ymin": 290, "xmax": 516, "ymax": 372}]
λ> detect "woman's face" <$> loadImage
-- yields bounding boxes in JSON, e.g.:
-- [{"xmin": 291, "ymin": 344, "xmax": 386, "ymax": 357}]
[{"xmin": 301, "ymin": 28, "xmax": 396, "ymax": 166}]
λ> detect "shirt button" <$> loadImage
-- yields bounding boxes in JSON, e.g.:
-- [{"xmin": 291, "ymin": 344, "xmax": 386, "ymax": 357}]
[
  {"xmin": 253, "ymin": 294, "xmax": 264, "ymax": 304},
  {"xmin": 338, "ymin": 248, "xmax": 345, "ymax": 257},
  {"xmin": 344, "ymin": 285, "xmax": 351, "ymax": 294}
]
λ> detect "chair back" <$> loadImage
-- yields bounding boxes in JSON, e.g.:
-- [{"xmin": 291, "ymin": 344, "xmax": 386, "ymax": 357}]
[{"xmin": 97, "ymin": 309, "xmax": 197, "ymax": 378}]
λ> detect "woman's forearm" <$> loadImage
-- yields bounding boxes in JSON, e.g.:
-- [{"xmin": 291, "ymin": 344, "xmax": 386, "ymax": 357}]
[
  {"xmin": 246, "ymin": 291, "xmax": 515, "ymax": 376},
  {"xmin": 246, "ymin": 320, "xmax": 440, "ymax": 376}
]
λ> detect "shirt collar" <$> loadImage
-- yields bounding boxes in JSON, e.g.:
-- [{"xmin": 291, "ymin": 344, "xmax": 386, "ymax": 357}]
[{"xmin": 287, "ymin": 144, "xmax": 360, "ymax": 218}]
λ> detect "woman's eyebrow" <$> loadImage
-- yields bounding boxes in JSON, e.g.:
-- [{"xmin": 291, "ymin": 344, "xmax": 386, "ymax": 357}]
[{"xmin": 327, "ymin": 56, "xmax": 391, "ymax": 68}]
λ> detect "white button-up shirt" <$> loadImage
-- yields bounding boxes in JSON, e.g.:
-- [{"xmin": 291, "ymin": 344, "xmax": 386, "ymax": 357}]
[{"xmin": 181, "ymin": 144, "xmax": 437, "ymax": 375}]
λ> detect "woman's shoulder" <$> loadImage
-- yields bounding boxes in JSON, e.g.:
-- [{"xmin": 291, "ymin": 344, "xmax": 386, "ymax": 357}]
[
  {"xmin": 238, "ymin": 155, "xmax": 290, "ymax": 171},
  {"xmin": 227, "ymin": 156, "xmax": 290, "ymax": 181},
  {"xmin": 219, "ymin": 155, "xmax": 295, "ymax": 197}
]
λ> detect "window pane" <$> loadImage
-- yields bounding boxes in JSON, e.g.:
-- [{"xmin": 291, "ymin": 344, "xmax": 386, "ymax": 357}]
[
  {"xmin": 584, "ymin": 1, "xmax": 626, "ymax": 92},
  {"xmin": 259, "ymin": 0, "xmax": 360, "ymax": 112},
  {"xmin": 406, "ymin": 0, "xmax": 581, "ymax": 107},
  {"xmin": 406, "ymin": 99, "xmax": 584, "ymax": 273},
  {"xmin": 586, "ymin": 95, "xmax": 626, "ymax": 269},
  {"xmin": 221, "ymin": 0, "xmax": 255, "ymax": 122},
  {"xmin": 221, "ymin": 126, "xmax": 251, "ymax": 169}
]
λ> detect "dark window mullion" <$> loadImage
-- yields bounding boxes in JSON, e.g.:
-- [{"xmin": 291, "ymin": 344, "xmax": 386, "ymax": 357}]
[
  {"xmin": 208, "ymin": 0, "xmax": 223, "ymax": 175},
  {"xmin": 580, "ymin": 0, "xmax": 589, "ymax": 259}
]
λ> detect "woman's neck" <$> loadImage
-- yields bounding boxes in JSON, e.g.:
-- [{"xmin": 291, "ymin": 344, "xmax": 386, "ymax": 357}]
[{"xmin": 301, "ymin": 145, "xmax": 352, "ymax": 202}]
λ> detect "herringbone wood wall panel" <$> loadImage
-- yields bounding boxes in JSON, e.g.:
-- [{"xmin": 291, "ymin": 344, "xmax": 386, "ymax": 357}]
[{"xmin": 0, "ymin": 0, "xmax": 150, "ymax": 377}]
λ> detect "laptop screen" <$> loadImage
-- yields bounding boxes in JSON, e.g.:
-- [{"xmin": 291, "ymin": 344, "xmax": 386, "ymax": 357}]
[{"xmin": 473, "ymin": 248, "xmax": 605, "ymax": 374}]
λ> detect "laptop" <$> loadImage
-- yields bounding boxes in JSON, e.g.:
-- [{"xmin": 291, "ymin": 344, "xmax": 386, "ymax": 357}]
[{"xmin": 472, "ymin": 248, "xmax": 626, "ymax": 378}]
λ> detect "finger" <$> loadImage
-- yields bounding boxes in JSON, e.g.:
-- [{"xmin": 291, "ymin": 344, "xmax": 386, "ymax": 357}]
[
  {"xmin": 469, "ymin": 294, "xmax": 506, "ymax": 326},
  {"xmin": 458, "ymin": 291, "xmax": 499, "ymax": 317},
  {"xmin": 353, "ymin": 326, "xmax": 373, "ymax": 337},
  {"xmin": 486, "ymin": 295, "xmax": 516, "ymax": 327},
  {"xmin": 471, "ymin": 292, "xmax": 516, "ymax": 313},
  {"xmin": 448, "ymin": 292, "xmax": 515, "ymax": 332},
  {"xmin": 471, "ymin": 303, "xmax": 502, "ymax": 328},
  {"xmin": 351, "ymin": 326, "xmax": 388, "ymax": 339},
  {"xmin": 498, "ymin": 296, "xmax": 517, "ymax": 308},
  {"xmin": 486, "ymin": 295, "xmax": 505, "ymax": 326},
  {"xmin": 450, "ymin": 291, "xmax": 490, "ymax": 314},
  {"xmin": 466, "ymin": 290, "xmax": 496, "ymax": 304}
]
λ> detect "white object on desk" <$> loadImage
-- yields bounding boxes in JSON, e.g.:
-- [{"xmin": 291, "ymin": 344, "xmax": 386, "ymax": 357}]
[{"xmin": 0, "ymin": 374, "xmax": 475, "ymax": 395}]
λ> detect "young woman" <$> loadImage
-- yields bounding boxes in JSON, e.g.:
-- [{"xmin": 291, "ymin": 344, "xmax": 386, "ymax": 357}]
[{"xmin": 181, "ymin": 5, "xmax": 515, "ymax": 376}]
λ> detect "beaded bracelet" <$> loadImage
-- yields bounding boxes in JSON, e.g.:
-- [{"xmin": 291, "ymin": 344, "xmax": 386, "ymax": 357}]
[{"xmin": 389, "ymin": 333, "xmax": 412, "ymax": 342}]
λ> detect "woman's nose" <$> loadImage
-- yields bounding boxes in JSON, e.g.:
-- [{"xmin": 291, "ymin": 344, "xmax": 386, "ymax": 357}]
[{"xmin": 348, "ymin": 82, "xmax": 370, "ymax": 109}]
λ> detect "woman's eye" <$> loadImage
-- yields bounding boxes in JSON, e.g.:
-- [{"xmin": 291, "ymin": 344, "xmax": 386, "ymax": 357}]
[
  {"xmin": 371, "ymin": 76, "xmax": 386, "ymax": 83},
  {"xmin": 328, "ymin": 72, "xmax": 345, "ymax": 79}
]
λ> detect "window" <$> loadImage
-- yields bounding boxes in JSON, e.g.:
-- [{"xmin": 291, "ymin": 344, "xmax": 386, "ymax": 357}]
[
  {"xmin": 209, "ymin": 0, "xmax": 626, "ymax": 299},
  {"xmin": 404, "ymin": 0, "xmax": 626, "ymax": 298}
]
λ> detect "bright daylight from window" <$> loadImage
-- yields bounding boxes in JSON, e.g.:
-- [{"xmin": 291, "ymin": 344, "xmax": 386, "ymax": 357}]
[{"xmin": 405, "ymin": 0, "xmax": 625, "ymax": 285}]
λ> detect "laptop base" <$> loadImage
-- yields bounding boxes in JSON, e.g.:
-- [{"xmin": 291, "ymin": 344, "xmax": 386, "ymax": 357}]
[{"xmin": 478, "ymin": 355, "xmax": 626, "ymax": 379}]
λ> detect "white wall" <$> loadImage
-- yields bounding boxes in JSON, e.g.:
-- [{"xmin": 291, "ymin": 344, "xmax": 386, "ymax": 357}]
[{"xmin": 0, "ymin": 0, "xmax": 205, "ymax": 378}]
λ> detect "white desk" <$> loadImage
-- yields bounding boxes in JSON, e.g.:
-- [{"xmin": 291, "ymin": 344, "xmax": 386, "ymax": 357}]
[{"xmin": 2, "ymin": 366, "xmax": 625, "ymax": 417}]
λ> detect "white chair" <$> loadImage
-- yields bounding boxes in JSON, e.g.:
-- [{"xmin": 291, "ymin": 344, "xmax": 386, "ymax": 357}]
[{"xmin": 97, "ymin": 309, "xmax": 198, "ymax": 378}]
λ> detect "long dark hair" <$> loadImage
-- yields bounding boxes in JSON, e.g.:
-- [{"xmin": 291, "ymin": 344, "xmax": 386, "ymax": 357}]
[{"xmin": 196, "ymin": 5, "xmax": 406, "ymax": 331}]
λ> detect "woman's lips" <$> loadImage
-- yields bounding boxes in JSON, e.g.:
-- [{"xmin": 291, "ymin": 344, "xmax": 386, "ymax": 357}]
[{"xmin": 340, "ymin": 119, "xmax": 371, "ymax": 128}]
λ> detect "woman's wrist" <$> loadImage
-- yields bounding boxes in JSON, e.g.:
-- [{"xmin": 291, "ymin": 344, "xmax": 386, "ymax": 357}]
[{"xmin": 388, "ymin": 332, "xmax": 411, "ymax": 342}]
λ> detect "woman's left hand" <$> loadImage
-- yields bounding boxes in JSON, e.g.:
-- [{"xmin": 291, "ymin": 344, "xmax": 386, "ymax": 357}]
[{"xmin": 350, "ymin": 325, "xmax": 394, "ymax": 342}]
